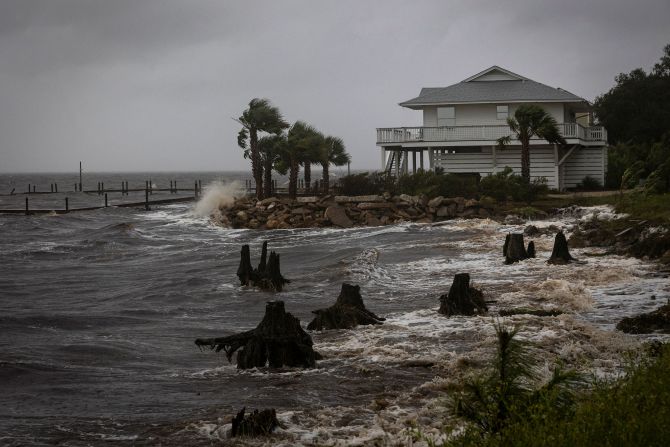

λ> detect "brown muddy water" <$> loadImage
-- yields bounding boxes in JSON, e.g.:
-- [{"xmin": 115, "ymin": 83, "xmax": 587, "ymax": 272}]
[{"xmin": 1, "ymin": 174, "xmax": 668, "ymax": 446}]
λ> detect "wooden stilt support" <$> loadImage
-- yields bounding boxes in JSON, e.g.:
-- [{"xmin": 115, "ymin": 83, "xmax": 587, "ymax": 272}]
[{"xmin": 25, "ymin": 197, "xmax": 29, "ymax": 215}]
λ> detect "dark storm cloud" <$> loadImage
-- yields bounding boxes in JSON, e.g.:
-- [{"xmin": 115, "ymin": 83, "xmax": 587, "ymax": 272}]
[{"xmin": 0, "ymin": 0, "xmax": 669, "ymax": 173}]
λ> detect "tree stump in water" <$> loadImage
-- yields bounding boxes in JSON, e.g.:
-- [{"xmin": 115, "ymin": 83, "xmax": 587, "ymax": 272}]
[
  {"xmin": 503, "ymin": 233, "xmax": 531, "ymax": 264},
  {"xmin": 307, "ymin": 283, "xmax": 385, "ymax": 330},
  {"xmin": 527, "ymin": 241, "xmax": 536, "ymax": 258},
  {"xmin": 195, "ymin": 301, "xmax": 318, "ymax": 369},
  {"xmin": 547, "ymin": 231, "xmax": 577, "ymax": 264},
  {"xmin": 236, "ymin": 241, "xmax": 290, "ymax": 291},
  {"xmin": 231, "ymin": 407, "xmax": 280, "ymax": 437},
  {"xmin": 439, "ymin": 273, "xmax": 487, "ymax": 316}
]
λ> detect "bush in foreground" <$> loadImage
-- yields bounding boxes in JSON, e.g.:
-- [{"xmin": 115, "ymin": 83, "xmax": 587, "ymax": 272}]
[{"xmin": 438, "ymin": 340, "xmax": 670, "ymax": 447}]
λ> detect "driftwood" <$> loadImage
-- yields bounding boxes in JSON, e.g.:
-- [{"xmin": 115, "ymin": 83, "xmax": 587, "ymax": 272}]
[
  {"xmin": 195, "ymin": 301, "xmax": 318, "ymax": 369},
  {"xmin": 237, "ymin": 241, "xmax": 290, "ymax": 291},
  {"xmin": 439, "ymin": 273, "xmax": 487, "ymax": 316},
  {"xmin": 503, "ymin": 233, "xmax": 532, "ymax": 264},
  {"xmin": 547, "ymin": 231, "xmax": 577, "ymax": 264},
  {"xmin": 231, "ymin": 407, "xmax": 280, "ymax": 437},
  {"xmin": 307, "ymin": 283, "xmax": 385, "ymax": 330}
]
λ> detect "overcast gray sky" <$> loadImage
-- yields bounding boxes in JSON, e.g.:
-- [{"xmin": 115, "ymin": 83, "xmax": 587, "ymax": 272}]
[{"xmin": 1, "ymin": 0, "xmax": 669, "ymax": 173}]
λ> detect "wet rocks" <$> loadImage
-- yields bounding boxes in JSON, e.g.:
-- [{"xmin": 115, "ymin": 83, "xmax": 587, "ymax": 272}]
[
  {"xmin": 439, "ymin": 273, "xmax": 487, "ymax": 316},
  {"xmin": 325, "ymin": 205, "xmax": 353, "ymax": 228},
  {"xmin": 616, "ymin": 303, "xmax": 670, "ymax": 334},
  {"xmin": 307, "ymin": 283, "xmax": 385, "ymax": 330},
  {"xmin": 214, "ymin": 194, "xmax": 498, "ymax": 230}
]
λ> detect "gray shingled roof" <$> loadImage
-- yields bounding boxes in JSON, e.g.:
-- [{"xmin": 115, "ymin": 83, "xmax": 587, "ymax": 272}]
[{"xmin": 400, "ymin": 79, "xmax": 586, "ymax": 108}]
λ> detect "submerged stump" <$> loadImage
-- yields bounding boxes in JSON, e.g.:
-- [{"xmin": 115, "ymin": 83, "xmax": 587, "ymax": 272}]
[
  {"xmin": 236, "ymin": 241, "xmax": 290, "ymax": 291},
  {"xmin": 503, "ymin": 233, "xmax": 531, "ymax": 264},
  {"xmin": 195, "ymin": 301, "xmax": 318, "ymax": 369},
  {"xmin": 231, "ymin": 408, "xmax": 280, "ymax": 438},
  {"xmin": 527, "ymin": 241, "xmax": 536, "ymax": 258},
  {"xmin": 439, "ymin": 273, "xmax": 487, "ymax": 316},
  {"xmin": 547, "ymin": 231, "xmax": 577, "ymax": 264},
  {"xmin": 307, "ymin": 283, "xmax": 385, "ymax": 330}
]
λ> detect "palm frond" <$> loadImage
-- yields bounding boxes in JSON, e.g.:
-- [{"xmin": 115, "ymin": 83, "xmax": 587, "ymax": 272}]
[{"xmin": 497, "ymin": 135, "xmax": 512, "ymax": 148}]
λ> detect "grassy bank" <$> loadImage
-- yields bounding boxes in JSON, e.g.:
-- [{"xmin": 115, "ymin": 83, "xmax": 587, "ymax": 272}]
[
  {"xmin": 443, "ymin": 342, "xmax": 670, "ymax": 447},
  {"xmin": 530, "ymin": 191, "xmax": 670, "ymax": 224}
]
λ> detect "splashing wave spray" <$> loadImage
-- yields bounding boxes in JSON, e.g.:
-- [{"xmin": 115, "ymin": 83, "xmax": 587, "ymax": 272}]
[{"xmin": 192, "ymin": 181, "xmax": 244, "ymax": 218}]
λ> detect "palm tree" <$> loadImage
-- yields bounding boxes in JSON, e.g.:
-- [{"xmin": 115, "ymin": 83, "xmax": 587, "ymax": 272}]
[
  {"xmin": 284, "ymin": 121, "xmax": 321, "ymax": 199},
  {"xmin": 319, "ymin": 135, "xmax": 350, "ymax": 194},
  {"xmin": 497, "ymin": 104, "xmax": 566, "ymax": 183},
  {"xmin": 301, "ymin": 145, "xmax": 321, "ymax": 194},
  {"xmin": 237, "ymin": 98, "xmax": 289, "ymax": 199},
  {"xmin": 258, "ymin": 134, "xmax": 286, "ymax": 198}
]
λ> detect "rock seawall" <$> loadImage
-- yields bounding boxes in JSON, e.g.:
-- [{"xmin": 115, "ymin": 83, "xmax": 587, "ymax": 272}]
[{"xmin": 215, "ymin": 194, "xmax": 495, "ymax": 229}]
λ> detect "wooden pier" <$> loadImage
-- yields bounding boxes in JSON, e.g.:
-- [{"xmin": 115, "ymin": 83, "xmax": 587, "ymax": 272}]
[{"xmin": 0, "ymin": 178, "xmax": 203, "ymax": 215}]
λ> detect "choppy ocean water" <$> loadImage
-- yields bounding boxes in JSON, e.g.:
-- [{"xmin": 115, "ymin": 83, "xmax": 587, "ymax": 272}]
[{"xmin": 0, "ymin": 172, "xmax": 668, "ymax": 446}]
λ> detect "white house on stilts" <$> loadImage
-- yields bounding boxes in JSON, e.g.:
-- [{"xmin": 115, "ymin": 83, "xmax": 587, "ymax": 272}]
[{"xmin": 376, "ymin": 66, "xmax": 608, "ymax": 190}]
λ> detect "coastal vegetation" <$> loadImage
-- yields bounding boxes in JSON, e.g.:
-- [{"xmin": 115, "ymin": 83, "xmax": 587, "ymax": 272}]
[
  {"xmin": 595, "ymin": 44, "xmax": 670, "ymax": 191},
  {"xmin": 237, "ymin": 98, "xmax": 351, "ymax": 199},
  {"xmin": 496, "ymin": 104, "xmax": 566, "ymax": 183},
  {"xmin": 237, "ymin": 98, "xmax": 290, "ymax": 200},
  {"xmin": 418, "ymin": 329, "xmax": 670, "ymax": 447}
]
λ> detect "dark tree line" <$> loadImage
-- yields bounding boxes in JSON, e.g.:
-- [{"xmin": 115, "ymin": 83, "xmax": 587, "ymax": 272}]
[{"xmin": 594, "ymin": 44, "xmax": 670, "ymax": 191}]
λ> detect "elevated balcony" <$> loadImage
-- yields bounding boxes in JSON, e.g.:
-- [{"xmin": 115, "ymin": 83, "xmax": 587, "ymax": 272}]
[{"xmin": 376, "ymin": 123, "xmax": 607, "ymax": 147}]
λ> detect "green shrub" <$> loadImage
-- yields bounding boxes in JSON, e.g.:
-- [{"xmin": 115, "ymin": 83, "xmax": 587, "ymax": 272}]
[
  {"xmin": 336, "ymin": 172, "xmax": 396, "ymax": 196},
  {"xmin": 397, "ymin": 170, "xmax": 479, "ymax": 198},
  {"xmin": 607, "ymin": 134, "xmax": 670, "ymax": 190},
  {"xmin": 575, "ymin": 176, "xmax": 602, "ymax": 191},
  {"xmin": 442, "ymin": 340, "xmax": 670, "ymax": 447},
  {"xmin": 479, "ymin": 167, "xmax": 548, "ymax": 203}
]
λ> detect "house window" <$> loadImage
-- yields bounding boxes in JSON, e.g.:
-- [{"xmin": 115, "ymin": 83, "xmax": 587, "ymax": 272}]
[
  {"xmin": 496, "ymin": 105, "xmax": 508, "ymax": 120},
  {"xmin": 437, "ymin": 107, "xmax": 455, "ymax": 127}
]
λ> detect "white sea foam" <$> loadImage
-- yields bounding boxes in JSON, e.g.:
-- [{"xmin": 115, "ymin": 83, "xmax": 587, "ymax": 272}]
[{"xmin": 192, "ymin": 180, "xmax": 244, "ymax": 218}]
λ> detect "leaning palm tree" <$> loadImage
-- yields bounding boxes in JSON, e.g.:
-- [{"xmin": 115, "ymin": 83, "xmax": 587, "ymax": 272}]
[
  {"xmin": 301, "ymin": 144, "xmax": 321, "ymax": 195},
  {"xmin": 237, "ymin": 98, "xmax": 289, "ymax": 199},
  {"xmin": 497, "ymin": 104, "xmax": 566, "ymax": 183},
  {"xmin": 284, "ymin": 121, "xmax": 321, "ymax": 199},
  {"xmin": 319, "ymin": 135, "xmax": 351, "ymax": 194},
  {"xmin": 258, "ymin": 134, "xmax": 286, "ymax": 198}
]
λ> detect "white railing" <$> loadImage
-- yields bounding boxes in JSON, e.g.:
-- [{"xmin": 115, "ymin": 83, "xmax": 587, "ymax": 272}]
[{"xmin": 376, "ymin": 124, "xmax": 607, "ymax": 144}]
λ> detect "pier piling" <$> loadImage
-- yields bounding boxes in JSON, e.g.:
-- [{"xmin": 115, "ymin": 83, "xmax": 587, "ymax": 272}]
[
  {"xmin": 105, "ymin": 193, "xmax": 108, "ymax": 207},
  {"xmin": 65, "ymin": 197, "xmax": 69, "ymax": 212},
  {"xmin": 25, "ymin": 197, "xmax": 29, "ymax": 215}
]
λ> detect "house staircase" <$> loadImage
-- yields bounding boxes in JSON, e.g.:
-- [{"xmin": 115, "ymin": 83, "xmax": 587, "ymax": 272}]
[{"xmin": 385, "ymin": 150, "xmax": 405, "ymax": 176}]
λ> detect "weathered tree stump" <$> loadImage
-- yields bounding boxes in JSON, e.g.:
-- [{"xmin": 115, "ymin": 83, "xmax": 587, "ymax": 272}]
[
  {"xmin": 307, "ymin": 283, "xmax": 385, "ymax": 330},
  {"xmin": 503, "ymin": 233, "xmax": 530, "ymax": 264},
  {"xmin": 195, "ymin": 301, "xmax": 318, "ymax": 369},
  {"xmin": 439, "ymin": 273, "xmax": 487, "ymax": 316},
  {"xmin": 547, "ymin": 231, "xmax": 577, "ymax": 264},
  {"xmin": 527, "ymin": 241, "xmax": 536, "ymax": 258},
  {"xmin": 236, "ymin": 241, "xmax": 290, "ymax": 291},
  {"xmin": 231, "ymin": 407, "xmax": 280, "ymax": 437}
]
